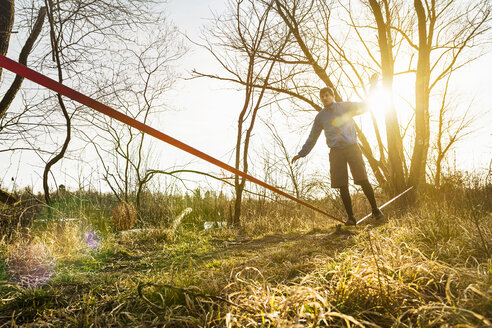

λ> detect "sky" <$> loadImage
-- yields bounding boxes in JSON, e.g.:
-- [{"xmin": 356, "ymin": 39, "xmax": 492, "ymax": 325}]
[
  {"xmin": 0, "ymin": 0, "xmax": 491, "ymax": 193},
  {"xmin": 161, "ymin": 0, "xmax": 492, "ymax": 177}
]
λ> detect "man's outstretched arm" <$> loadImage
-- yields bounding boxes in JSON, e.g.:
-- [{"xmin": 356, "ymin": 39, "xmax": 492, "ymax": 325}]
[{"xmin": 344, "ymin": 74, "xmax": 380, "ymax": 117}]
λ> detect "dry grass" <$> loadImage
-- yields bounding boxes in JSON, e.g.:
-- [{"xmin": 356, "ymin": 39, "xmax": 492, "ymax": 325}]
[
  {"xmin": 215, "ymin": 227, "xmax": 491, "ymax": 327},
  {"xmin": 111, "ymin": 202, "xmax": 138, "ymax": 230},
  {"xmin": 0, "ymin": 182, "xmax": 490, "ymax": 327},
  {"xmin": 5, "ymin": 241, "xmax": 56, "ymax": 288}
]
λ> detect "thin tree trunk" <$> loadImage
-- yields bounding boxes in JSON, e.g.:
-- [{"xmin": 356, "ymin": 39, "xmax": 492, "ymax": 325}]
[
  {"xmin": 368, "ymin": 0, "xmax": 406, "ymax": 193},
  {"xmin": 435, "ymin": 155, "xmax": 443, "ymax": 187},
  {"xmin": 232, "ymin": 61, "xmax": 252, "ymax": 226},
  {"xmin": 409, "ymin": 0, "xmax": 432, "ymax": 188},
  {"xmin": 0, "ymin": 7, "xmax": 47, "ymax": 119},
  {"xmin": 43, "ymin": 0, "xmax": 71, "ymax": 205},
  {"xmin": 0, "ymin": 0, "xmax": 14, "ymax": 80}
]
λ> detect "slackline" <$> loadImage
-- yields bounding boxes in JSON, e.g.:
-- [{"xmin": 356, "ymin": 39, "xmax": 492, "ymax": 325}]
[
  {"xmin": 0, "ymin": 55, "xmax": 344, "ymax": 223},
  {"xmin": 357, "ymin": 186, "xmax": 413, "ymax": 225}
]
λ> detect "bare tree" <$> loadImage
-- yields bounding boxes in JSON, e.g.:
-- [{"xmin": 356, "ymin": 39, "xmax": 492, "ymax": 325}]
[
  {"xmin": 0, "ymin": 1, "xmax": 46, "ymax": 204},
  {"xmin": 1, "ymin": 0, "xmax": 180, "ymax": 201},
  {"xmin": 0, "ymin": 6, "xmax": 46, "ymax": 119},
  {"xmin": 407, "ymin": 0, "xmax": 490, "ymax": 187},
  {"xmin": 262, "ymin": 119, "xmax": 304, "ymax": 199},
  {"xmin": 365, "ymin": 0, "xmax": 407, "ymax": 192},
  {"xmin": 196, "ymin": 0, "xmax": 406, "ymax": 192},
  {"xmin": 42, "ymin": 0, "xmax": 70, "ymax": 204},
  {"xmin": 81, "ymin": 19, "xmax": 186, "ymax": 212},
  {"xmin": 335, "ymin": 0, "xmax": 489, "ymax": 191},
  {"xmin": 432, "ymin": 74, "xmax": 475, "ymax": 187},
  {"xmin": 193, "ymin": 0, "xmax": 290, "ymax": 225}
]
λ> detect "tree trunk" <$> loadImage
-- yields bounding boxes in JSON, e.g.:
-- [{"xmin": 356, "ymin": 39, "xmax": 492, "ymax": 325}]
[
  {"xmin": 232, "ymin": 79, "xmax": 250, "ymax": 226},
  {"xmin": 0, "ymin": 0, "xmax": 14, "ymax": 80},
  {"xmin": 43, "ymin": 0, "xmax": 71, "ymax": 205},
  {"xmin": 232, "ymin": 183, "xmax": 244, "ymax": 226},
  {"xmin": 409, "ymin": 0, "xmax": 431, "ymax": 188},
  {"xmin": 0, "ymin": 6, "xmax": 46, "ymax": 119},
  {"xmin": 435, "ymin": 155, "xmax": 443, "ymax": 187},
  {"xmin": 368, "ymin": 0, "xmax": 406, "ymax": 193}
]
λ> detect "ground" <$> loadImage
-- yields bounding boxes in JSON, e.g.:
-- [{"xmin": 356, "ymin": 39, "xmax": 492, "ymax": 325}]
[{"xmin": 0, "ymin": 187, "xmax": 491, "ymax": 327}]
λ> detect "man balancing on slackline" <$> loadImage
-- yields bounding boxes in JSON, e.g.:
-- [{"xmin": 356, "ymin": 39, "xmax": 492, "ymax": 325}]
[{"xmin": 291, "ymin": 76, "xmax": 384, "ymax": 226}]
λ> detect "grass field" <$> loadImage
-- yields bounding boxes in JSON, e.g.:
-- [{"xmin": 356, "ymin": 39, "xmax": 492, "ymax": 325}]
[{"xmin": 0, "ymin": 181, "xmax": 490, "ymax": 327}]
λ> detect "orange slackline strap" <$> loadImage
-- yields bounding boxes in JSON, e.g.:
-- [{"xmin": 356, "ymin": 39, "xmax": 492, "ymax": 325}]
[{"xmin": 0, "ymin": 55, "xmax": 343, "ymax": 223}]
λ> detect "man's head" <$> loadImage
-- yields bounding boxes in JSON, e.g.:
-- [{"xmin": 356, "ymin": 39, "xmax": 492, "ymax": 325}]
[{"xmin": 319, "ymin": 87, "xmax": 335, "ymax": 107}]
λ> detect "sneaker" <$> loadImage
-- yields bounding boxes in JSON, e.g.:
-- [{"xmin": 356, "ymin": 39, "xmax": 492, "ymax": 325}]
[
  {"xmin": 372, "ymin": 208, "xmax": 384, "ymax": 220},
  {"xmin": 345, "ymin": 215, "xmax": 357, "ymax": 226}
]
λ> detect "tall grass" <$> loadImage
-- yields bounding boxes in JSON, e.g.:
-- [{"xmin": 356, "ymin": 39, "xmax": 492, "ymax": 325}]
[
  {"xmin": 208, "ymin": 181, "xmax": 491, "ymax": 327},
  {"xmin": 0, "ymin": 173, "xmax": 490, "ymax": 327}
]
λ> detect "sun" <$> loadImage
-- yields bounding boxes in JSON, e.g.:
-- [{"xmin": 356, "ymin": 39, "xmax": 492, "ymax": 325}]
[{"xmin": 367, "ymin": 74, "xmax": 415, "ymax": 120}]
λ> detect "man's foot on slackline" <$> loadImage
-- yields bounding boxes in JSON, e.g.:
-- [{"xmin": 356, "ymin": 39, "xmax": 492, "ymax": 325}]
[
  {"xmin": 345, "ymin": 215, "xmax": 357, "ymax": 226},
  {"xmin": 372, "ymin": 208, "xmax": 384, "ymax": 220}
]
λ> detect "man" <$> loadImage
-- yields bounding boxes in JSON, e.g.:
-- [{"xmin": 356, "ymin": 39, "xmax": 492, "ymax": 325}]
[{"xmin": 291, "ymin": 80, "xmax": 383, "ymax": 226}]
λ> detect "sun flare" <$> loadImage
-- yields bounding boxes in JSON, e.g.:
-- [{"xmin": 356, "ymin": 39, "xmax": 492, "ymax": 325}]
[{"xmin": 369, "ymin": 86, "xmax": 392, "ymax": 116}]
